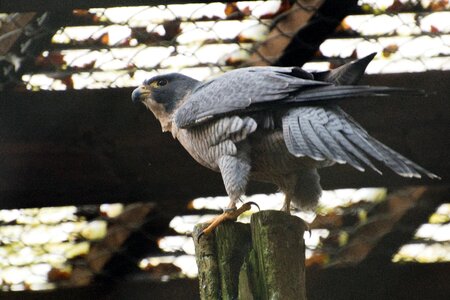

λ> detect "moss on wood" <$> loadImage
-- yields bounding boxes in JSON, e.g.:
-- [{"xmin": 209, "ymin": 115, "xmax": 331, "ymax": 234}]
[{"xmin": 194, "ymin": 211, "xmax": 306, "ymax": 300}]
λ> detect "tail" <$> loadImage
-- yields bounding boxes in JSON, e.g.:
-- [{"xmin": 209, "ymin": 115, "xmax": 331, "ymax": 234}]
[
  {"xmin": 289, "ymin": 52, "xmax": 426, "ymax": 104},
  {"xmin": 313, "ymin": 52, "xmax": 377, "ymax": 85}
]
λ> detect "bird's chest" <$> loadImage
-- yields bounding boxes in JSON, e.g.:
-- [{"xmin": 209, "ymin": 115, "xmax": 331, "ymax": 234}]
[
  {"xmin": 175, "ymin": 128, "xmax": 221, "ymax": 172},
  {"xmin": 173, "ymin": 117, "xmax": 253, "ymax": 172}
]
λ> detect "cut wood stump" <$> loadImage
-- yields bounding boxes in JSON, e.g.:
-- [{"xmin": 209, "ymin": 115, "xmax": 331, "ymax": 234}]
[{"xmin": 194, "ymin": 210, "xmax": 307, "ymax": 300}]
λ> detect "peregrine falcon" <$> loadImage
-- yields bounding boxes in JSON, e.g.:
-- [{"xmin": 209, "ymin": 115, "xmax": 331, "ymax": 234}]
[{"xmin": 132, "ymin": 53, "xmax": 438, "ymax": 235}]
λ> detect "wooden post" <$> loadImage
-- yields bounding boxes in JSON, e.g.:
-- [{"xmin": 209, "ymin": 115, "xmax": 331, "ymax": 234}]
[
  {"xmin": 216, "ymin": 222, "xmax": 252, "ymax": 300},
  {"xmin": 193, "ymin": 223, "xmax": 221, "ymax": 300},
  {"xmin": 194, "ymin": 210, "xmax": 306, "ymax": 300}
]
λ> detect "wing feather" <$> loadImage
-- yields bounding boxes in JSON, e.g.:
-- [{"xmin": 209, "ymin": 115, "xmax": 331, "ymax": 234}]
[
  {"xmin": 289, "ymin": 112, "xmax": 324, "ymax": 159},
  {"xmin": 330, "ymin": 129, "xmax": 376, "ymax": 172},
  {"xmin": 372, "ymin": 139, "xmax": 439, "ymax": 178},
  {"xmin": 309, "ymin": 115, "xmax": 367, "ymax": 169},
  {"xmin": 288, "ymin": 114, "xmax": 309, "ymax": 156},
  {"xmin": 346, "ymin": 125, "xmax": 414, "ymax": 176},
  {"xmin": 300, "ymin": 115, "xmax": 332, "ymax": 160},
  {"xmin": 339, "ymin": 108, "xmax": 432, "ymax": 178},
  {"xmin": 282, "ymin": 106, "xmax": 437, "ymax": 178}
]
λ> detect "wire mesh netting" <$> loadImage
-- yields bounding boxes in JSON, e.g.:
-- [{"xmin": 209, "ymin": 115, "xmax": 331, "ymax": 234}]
[{"xmin": 0, "ymin": 0, "xmax": 449, "ymax": 91}]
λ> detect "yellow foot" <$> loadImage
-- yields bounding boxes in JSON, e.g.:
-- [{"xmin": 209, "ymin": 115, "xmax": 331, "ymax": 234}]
[{"xmin": 197, "ymin": 202, "xmax": 259, "ymax": 241}]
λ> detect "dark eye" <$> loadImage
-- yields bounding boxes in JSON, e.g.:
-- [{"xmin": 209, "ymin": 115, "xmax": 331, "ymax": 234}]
[{"xmin": 157, "ymin": 79, "xmax": 168, "ymax": 86}]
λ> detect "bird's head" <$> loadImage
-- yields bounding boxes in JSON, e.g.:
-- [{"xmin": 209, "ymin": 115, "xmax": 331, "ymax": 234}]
[{"xmin": 132, "ymin": 73, "xmax": 200, "ymax": 132}]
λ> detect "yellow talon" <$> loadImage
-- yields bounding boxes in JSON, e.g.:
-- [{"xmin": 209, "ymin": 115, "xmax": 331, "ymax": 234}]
[{"xmin": 197, "ymin": 202, "xmax": 259, "ymax": 241}]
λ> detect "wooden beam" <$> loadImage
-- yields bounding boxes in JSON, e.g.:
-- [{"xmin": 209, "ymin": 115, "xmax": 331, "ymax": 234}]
[
  {"xmin": 0, "ymin": 13, "xmax": 37, "ymax": 55},
  {"xmin": 70, "ymin": 202, "xmax": 155, "ymax": 286},
  {"xmin": 0, "ymin": 278, "xmax": 200, "ymax": 300},
  {"xmin": 0, "ymin": 12, "xmax": 73, "ymax": 91},
  {"xmin": 328, "ymin": 187, "xmax": 432, "ymax": 267},
  {"xmin": 307, "ymin": 263, "xmax": 450, "ymax": 300},
  {"xmin": 0, "ymin": 71, "xmax": 448, "ymax": 209},
  {"xmin": 362, "ymin": 186, "xmax": 449, "ymax": 265},
  {"xmin": 245, "ymin": 0, "xmax": 325, "ymax": 66},
  {"xmin": 1, "ymin": 262, "xmax": 448, "ymax": 300},
  {"xmin": 244, "ymin": 0, "xmax": 360, "ymax": 67},
  {"xmin": 276, "ymin": 0, "xmax": 359, "ymax": 67},
  {"xmin": 0, "ymin": 0, "xmax": 240, "ymax": 13}
]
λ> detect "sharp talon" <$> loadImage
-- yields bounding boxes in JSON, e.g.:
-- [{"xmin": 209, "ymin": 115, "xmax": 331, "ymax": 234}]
[
  {"xmin": 246, "ymin": 201, "xmax": 260, "ymax": 211},
  {"xmin": 195, "ymin": 202, "xmax": 256, "ymax": 238},
  {"xmin": 197, "ymin": 231, "xmax": 205, "ymax": 243}
]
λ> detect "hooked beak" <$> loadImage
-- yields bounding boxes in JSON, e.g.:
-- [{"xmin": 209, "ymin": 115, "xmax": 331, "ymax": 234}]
[{"xmin": 132, "ymin": 86, "xmax": 148, "ymax": 104}]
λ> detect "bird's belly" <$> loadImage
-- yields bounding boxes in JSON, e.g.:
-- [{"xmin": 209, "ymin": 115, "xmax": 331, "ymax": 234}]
[
  {"xmin": 248, "ymin": 130, "xmax": 333, "ymax": 181},
  {"xmin": 250, "ymin": 153, "xmax": 315, "ymax": 182}
]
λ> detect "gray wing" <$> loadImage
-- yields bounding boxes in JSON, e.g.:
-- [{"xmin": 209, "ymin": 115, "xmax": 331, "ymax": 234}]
[
  {"xmin": 174, "ymin": 66, "xmax": 328, "ymax": 128},
  {"xmin": 174, "ymin": 63, "xmax": 420, "ymax": 129},
  {"xmin": 282, "ymin": 106, "xmax": 439, "ymax": 179}
]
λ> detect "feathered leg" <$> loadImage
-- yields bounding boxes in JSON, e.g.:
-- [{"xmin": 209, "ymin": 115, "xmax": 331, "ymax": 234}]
[{"xmin": 199, "ymin": 154, "xmax": 256, "ymax": 237}]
